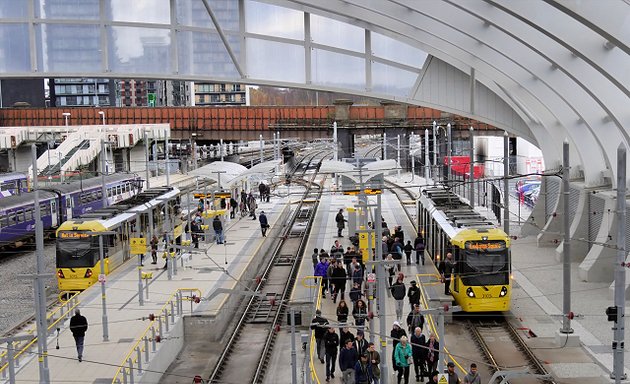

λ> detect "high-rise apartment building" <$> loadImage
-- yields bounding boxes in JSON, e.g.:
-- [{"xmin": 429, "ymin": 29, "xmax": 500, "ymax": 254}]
[
  {"xmin": 48, "ymin": 78, "xmax": 116, "ymax": 107},
  {"xmin": 193, "ymin": 83, "xmax": 248, "ymax": 106},
  {"xmin": 117, "ymin": 80, "xmax": 190, "ymax": 107}
]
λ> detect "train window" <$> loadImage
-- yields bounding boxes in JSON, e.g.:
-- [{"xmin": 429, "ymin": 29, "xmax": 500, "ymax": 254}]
[
  {"xmin": 107, "ymin": 188, "xmax": 112, "ymax": 197},
  {"xmin": 97, "ymin": 191, "xmax": 103, "ymax": 199},
  {"xmin": 1, "ymin": 182, "xmax": 13, "ymax": 191},
  {"xmin": 92, "ymin": 192, "xmax": 98, "ymax": 201},
  {"xmin": 10, "ymin": 212, "xmax": 16, "ymax": 223},
  {"xmin": 117, "ymin": 186, "xmax": 122, "ymax": 195},
  {"xmin": 0, "ymin": 215, "xmax": 7, "ymax": 228},
  {"xmin": 25, "ymin": 209, "xmax": 33, "ymax": 221},
  {"xmin": 15, "ymin": 210, "xmax": 23, "ymax": 223},
  {"xmin": 40, "ymin": 204, "xmax": 47, "ymax": 217}
]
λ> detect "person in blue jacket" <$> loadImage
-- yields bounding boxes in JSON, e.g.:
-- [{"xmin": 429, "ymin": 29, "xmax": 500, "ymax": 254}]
[
  {"xmin": 259, "ymin": 211, "xmax": 269, "ymax": 237},
  {"xmin": 339, "ymin": 339, "xmax": 358, "ymax": 383}
]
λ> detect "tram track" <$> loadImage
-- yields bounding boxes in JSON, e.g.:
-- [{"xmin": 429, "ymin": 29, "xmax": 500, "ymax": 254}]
[
  {"xmin": 207, "ymin": 151, "xmax": 330, "ymax": 384},
  {"xmin": 386, "ymin": 178, "xmax": 555, "ymax": 383},
  {"xmin": 467, "ymin": 317, "xmax": 555, "ymax": 384}
]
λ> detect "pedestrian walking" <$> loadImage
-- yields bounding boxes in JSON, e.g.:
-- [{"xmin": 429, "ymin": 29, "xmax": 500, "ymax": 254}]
[
  {"xmin": 332, "ymin": 260, "xmax": 347, "ymax": 302},
  {"xmin": 339, "ymin": 339, "xmax": 358, "ymax": 384},
  {"xmin": 446, "ymin": 362, "xmax": 461, "ymax": 384},
  {"xmin": 352, "ymin": 299, "xmax": 368, "ymax": 329},
  {"xmin": 325, "ymin": 327, "xmax": 340, "ymax": 381},
  {"xmin": 406, "ymin": 304, "xmax": 425, "ymax": 335},
  {"xmin": 462, "ymin": 363, "xmax": 481, "ymax": 384},
  {"xmin": 353, "ymin": 330, "xmax": 368, "ymax": 355},
  {"xmin": 367, "ymin": 342, "xmax": 381, "ymax": 384},
  {"xmin": 312, "ymin": 248, "xmax": 320, "ymax": 269},
  {"xmin": 150, "ymin": 234, "xmax": 159, "ymax": 264},
  {"xmin": 410, "ymin": 327, "xmax": 427, "ymax": 382},
  {"xmin": 229, "ymin": 197, "xmax": 238, "ymax": 219},
  {"xmin": 339, "ymin": 327, "xmax": 355, "ymax": 349},
  {"xmin": 330, "ymin": 240, "xmax": 344, "ymax": 260},
  {"xmin": 315, "ymin": 257, "xmax": 330, "ymax": 298},
  {"xmin": 425, "ymin": 333, "xmax": 439, "ymax": 375},
  {"xmin": 259, "ymin": 211, "xmax": 269, "ymax": 237},
  {"xmin": 354, "ymin": 353, "xmax": 373, "ymax": 384},
  {"xmin": 390, "ymin": 321, "xmax": 407, "ymax": 377},
  {"xmin": 337, "ymin": 300, "xmax": 349, "ymax": 324},
  {"xmin": 392, "ymin": 237, "xmax": 404, "ymax": 271},
  {"xmin": 407, "ymin": 281, "xmax": 420, "ymax": 311},
  {"xmin": 404, "ymin": 240, "xmax": 414, "ymax": 265},
  {"xmin": 212, "ymin": 216, "xmax": 224, "ymax": 244},
  {"xmin": 385, "ymin": 254, "xmax": 395, "ymax": 287},
  {"xmin": 247, "ymin": 192, "xmax": 257, "ymax": 219},
  {"xmin": 438, "ymin": 252, "xmax": 455, "ymax": 295},
  {"xmin": 349, "ymin": 281, "xmax": 363, "ymax": 304},
  {"xmin": 70, "ymin": 309, "xmax": 88, "ymax": 362},
  {"xmin": 390, "ymin": 273, "xmax": 406, "ymax": 320},
  {"xmin": 310, "ymin": 309, "xmax": 329, "ymax": 363},
  {"xmin": 336, "ymin": 208, "xmax": 347, "ymax": 237},
  {"xmin": 394, "ymin": 335, "xmax": 412, "ymax": 384},
  {"xmin": 414, "ymin": 234, "xmax": 425, "ymax": 265}
]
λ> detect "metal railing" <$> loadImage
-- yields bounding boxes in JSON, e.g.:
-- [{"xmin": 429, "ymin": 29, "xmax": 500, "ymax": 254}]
[
  {"xmin": 0, "ymin": 294, "xmax": 80, "ymax": 379},
  {"xmin": 111, "ymin": 287, "xmax": 201, "ymax": 384}
]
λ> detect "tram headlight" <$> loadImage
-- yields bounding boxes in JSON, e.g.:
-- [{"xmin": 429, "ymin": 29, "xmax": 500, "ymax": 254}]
[
  {"xmin": 84, "ymin": 269, "xmax": 93, "ymax": 278},
  {"xmin": 499, "ymin": 286, "xmax": 508, "ymax": 297},
  {"xmin": 57, "ymin": 270, "xmax": 65, "ymax": 279},
  {"xmin": 466, "ymin": 287, "xmax": 475, "ymax": 298}
]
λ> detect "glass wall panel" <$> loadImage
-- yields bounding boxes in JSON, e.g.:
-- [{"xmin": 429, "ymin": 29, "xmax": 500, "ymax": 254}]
[
  {"xmin": 372, "ymin": 32, "xmax": 428, "ymax": 68},
  {"xmin": 37, "ymin": 0, "xmax": 99, "ymax": 20},
  {"xmin": 0, "ymin": 0, "xmax": 28, "ymax": 18},
  {"xmin": 178, "ymin": 30, "xmax": 239, "ymax": 78},
  {"xmin": 110, "ymin": 0, "xmax": 170, "ymax": 24},
  {"xmin": 38, "ymin": 24, "xmax": 101, "ymax": 72},
  {"xmin": 176, "ymin": 0, "xmax": 239, "ymax": 31},
  {"xmin": 0, "ymin": 24, "xmax": 29, "ymax": 72},
  {"xmin": 246, "ymin": 38, "xmax": 305, "ymax": 83},
  {"xmin": 312, "ymin": 49, "xmax": 364, "ymax": 90},
  {"xmin": 311, "ymin": 15, "xmax": 364, "ymax": 53},
  {"xmin": 372, "ymin": 62, "xmax": 417, "ymax": 97},
  {"xmin": 245, "ymin": 1, "xmax": 303, "ymax": 40},
  {"xmin": 109, "ymin": 26, "xmax": 171, "ymax": 75}
]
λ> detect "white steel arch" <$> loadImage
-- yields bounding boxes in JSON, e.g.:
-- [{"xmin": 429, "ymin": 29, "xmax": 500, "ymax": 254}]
[{"xmin": 0, "ymin": 0, "xmax": 627, "ymax": 187}]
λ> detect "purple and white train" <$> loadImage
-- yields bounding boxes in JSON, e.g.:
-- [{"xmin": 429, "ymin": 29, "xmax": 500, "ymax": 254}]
[{"xmin": 0, "ymin": 174, "xmax": 141, "ymax": 247}]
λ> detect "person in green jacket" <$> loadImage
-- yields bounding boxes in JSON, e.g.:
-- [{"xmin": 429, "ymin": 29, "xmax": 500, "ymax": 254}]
[{"xmin": 394, "ymin": 335, "xmax": 412, "ymax": 384}]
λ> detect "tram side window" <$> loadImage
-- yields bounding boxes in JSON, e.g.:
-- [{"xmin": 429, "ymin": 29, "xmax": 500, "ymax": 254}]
[
  {"xmin": 107, "ymin": 188, "xmax": 112, "ymax": 198},
  {"xmin": 116, "ymin": 186, "xmax": 122, "ymax": 195}
]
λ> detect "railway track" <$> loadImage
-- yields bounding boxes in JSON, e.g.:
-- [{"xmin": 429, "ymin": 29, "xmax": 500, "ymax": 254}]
[
  {"xmin": 207, "ymin": 151, "xmax": 329, "ymax": 384},
  {"xmin": 467, "ymin": 318, "xmax": 555, "ymax": 384}
]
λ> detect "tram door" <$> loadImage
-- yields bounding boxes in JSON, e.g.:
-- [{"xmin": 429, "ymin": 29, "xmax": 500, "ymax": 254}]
[{"xmin": 51, "ymin": 200, "xmax": 58, "ymax": 227}]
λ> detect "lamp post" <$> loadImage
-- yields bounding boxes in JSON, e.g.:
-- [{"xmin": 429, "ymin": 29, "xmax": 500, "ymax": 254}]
[
  {"xmin": 62, "ymin": 112, "xmax": 71, "ymax": 140},
  {"xmin": 98, "ymin": 110, "xmax": 106, "ymax": 126},
  {"xmin": 191, "ymin": 133, "xmax": 198, "ymax": 171}
]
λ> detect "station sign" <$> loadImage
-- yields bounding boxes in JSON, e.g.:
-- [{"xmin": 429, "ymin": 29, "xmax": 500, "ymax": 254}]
[
  {"xmin": 215, "ymin": 192, "xmax": 231, "ymax": 199},
  {"xmin": 130, "ymin": 237, "xmax": 147, "ymax": 255},
  {"xmin": 59, "ymin": 231, "xmax": 91, "ymax": 239}
]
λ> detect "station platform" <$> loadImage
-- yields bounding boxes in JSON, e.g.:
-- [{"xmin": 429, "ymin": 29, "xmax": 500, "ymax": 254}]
[
  {"xmin": 269, "ymin": 173, "xmax": 623, "ymax": 384},
  {"xmin": 146, "ymin": 173, "xmax": 199, "ymax": 190},
  {"xmin": 5, "ymin": 193, "xmax": 289, "ymax": 384}
]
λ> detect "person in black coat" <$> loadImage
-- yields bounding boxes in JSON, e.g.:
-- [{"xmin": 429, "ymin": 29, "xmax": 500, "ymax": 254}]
[
  {"xmin": 335, "ymin": 209, "xmax": 346, "ymax": 237},
  {"xmin": 258, "ymin": 211, "xmax": 269, "ymax": 237},
  {"xmin": 70, "ymin": 309, "xmax": 88, "ymax": 362},
  {"xmin": 339, "ymin": 339, "xmax": 359, "ymax": 383},
  {"xmin": 407, "ymin": 280, "xmax": 421, "ymax": 311},
  {"xmin": 339, "ymin": 327, "xmax": 355, "ymax": 351},
  {"xmin": 324, "ymin": 327, "xmax": 340, "ymax": 380},
  {"xmin": 410, "ymin": 327, "xmax": 427, "ymax": 382},
  {"xmin": 438, "ymin": 252, "xmax": 455, "ymax": 295},
  {"xmin": 310, "ymin": 310, "xmax": 329, "ymax": 363},
  {"xmin": 403, "ymin": 240, "xmax": 414, "ymax": 265}
]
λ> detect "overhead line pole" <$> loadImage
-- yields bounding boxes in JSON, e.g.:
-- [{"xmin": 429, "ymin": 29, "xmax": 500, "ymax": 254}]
[{"xmin": 30, "ymin": 144, "xmax": 51, "ymax": 383}]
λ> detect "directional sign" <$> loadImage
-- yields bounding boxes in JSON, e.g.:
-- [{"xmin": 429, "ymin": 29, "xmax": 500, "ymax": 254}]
[{"xmin": 130, "ymin": 237, "xmax": 147, "ymax": 255}]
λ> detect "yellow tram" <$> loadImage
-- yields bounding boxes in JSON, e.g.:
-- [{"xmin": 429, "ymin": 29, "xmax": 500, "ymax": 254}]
[
  {"xmin": 56, "ymin": 187, "xmax": 183, "ymax": 291},
  {"xmin": 418, "ymin": 186, "xmax": 511, "ymax": 312}
]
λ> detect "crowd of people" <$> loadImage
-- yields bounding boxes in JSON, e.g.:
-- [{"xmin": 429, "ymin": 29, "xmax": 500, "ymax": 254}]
[{"xmin": 310, "ymin": 215, "xmax": 480, "ymax": 384}]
